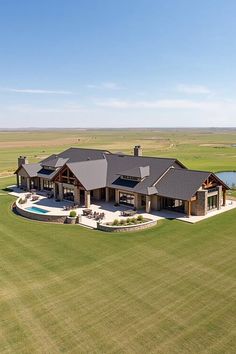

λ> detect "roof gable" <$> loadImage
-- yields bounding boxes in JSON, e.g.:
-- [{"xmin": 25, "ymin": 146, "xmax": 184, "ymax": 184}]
[
  {"xmin": 66, "ymin": 159, "xmax": 108, "ymax": 190},
  {"xmin": 155, "ymin": 168, "xmax": 214, "ymax": 200}
]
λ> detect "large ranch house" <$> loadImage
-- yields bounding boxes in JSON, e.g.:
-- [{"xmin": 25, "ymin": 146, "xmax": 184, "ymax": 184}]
[{"xmin": 15, "ymin": 146, "xmax": 229, "ymax": 217}]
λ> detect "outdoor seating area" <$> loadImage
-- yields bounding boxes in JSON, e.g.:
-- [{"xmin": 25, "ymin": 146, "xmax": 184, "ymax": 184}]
[
  {"xmin": 82, "ymin": 209, "xmax": 105, "ymax": 221},
  {"xmin": 25, "ymin": 192, "xmax": 40, "ymax": 202},
  {"xmin": 9, "ymin": 185, "xmax": 236, "ymax": 228}
]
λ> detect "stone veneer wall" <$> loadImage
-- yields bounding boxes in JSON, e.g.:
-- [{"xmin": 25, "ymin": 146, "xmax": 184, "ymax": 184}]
[
  {"xmin": 97, "ymin": 219, "xmax": 157, "ymax": 232},
  {"xmin": 192, "ymin": 190, "xmax": 208, "ymax": 216}
]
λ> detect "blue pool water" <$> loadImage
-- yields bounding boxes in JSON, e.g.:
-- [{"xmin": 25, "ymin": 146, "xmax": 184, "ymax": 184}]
[
  {"xmin": 216, "ymin": 172, "xmax": 236, "ymax": 188},
  {"xmin": 26, "ymin": 206, "xmax": 49, "ymax": 214}
]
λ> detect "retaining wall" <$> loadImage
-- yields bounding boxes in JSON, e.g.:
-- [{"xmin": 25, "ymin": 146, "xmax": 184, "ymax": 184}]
[
  {"xmin": 15, "ymin": 203, "xmax": 67, "ymax": 223},
  {"xmin": 97, "ymin": 219, "xmax": 157, "ymax": 232}
]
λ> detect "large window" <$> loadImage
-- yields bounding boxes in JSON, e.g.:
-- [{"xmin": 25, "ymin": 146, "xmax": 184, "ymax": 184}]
[
  {"xmin": 119, "ymin": 192, "xmax": 135, "ymax": 206},
  {"xmin": 43, "ymin": 180, "xmax": 53, "ymax": 191},
  {"xmin": 208, "ymin": 195, "xmax": 217, "ymax": 210},
  {"xmin": 63, "ymin": 187, "xmax": 74, "ymax": 201}
]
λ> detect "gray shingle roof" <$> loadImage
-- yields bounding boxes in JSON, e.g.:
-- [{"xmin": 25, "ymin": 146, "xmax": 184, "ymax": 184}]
[
  {"xmin": 118, "ymin": 165, "xmax": 150, "ymax": 179},
  {"xmin": 67, "ymin": 159, "xmax": 108, "ymax": 190},
  {"xmin": 15, "ymin": 147, "xmax": 229, "ymax": 197},
  {"xmin": 57, "ymin": 147, "xmax": 110, "ymax": 162},
  {"xmin": 19, "ymin": 163, "xmax": 42, "ymax": 177},
  {"xmin": 155, "ymin": 168, "xmax": 211, "ymax": 200},
  {"xmin": 106, "ymin": 154, "xmax": 183, "ymax": 194},
  {"xmin": 41, "ymin": 157, "xmax": 69, "ymax": 168}
]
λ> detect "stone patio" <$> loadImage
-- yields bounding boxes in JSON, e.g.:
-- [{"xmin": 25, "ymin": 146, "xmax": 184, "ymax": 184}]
[{"xmin": 8, "ymin": 185, "xmax": 236, "ymax": 228}]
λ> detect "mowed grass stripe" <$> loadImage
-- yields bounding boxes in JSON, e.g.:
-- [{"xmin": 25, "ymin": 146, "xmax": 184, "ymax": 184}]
[
  {"xmin": 0, "ymin": 180, "xmax": 236, "ymax": 353},
  {"xmin": 1, "ymin": 234, "xmax": 234, "ymax": 352}
]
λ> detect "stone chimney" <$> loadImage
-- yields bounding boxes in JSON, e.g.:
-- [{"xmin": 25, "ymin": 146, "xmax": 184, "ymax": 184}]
[
  {"xmin": 134, "ymin": 145, "xmax": 142, "ymax": 157},
  {"xmin": 18, "ymin": 156, "xmax": 28, "ymax": 167}
]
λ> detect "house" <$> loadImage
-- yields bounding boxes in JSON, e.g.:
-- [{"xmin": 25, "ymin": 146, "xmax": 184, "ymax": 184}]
[{"xmin": 15, "ymin": 146, "xmax": 229, "ymax": 217}]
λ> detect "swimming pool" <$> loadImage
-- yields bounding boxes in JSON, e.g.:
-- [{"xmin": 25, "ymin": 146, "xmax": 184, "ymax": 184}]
[{"xmin": 26, "ymin": 206, "xmax": 49, "ymax": 214}]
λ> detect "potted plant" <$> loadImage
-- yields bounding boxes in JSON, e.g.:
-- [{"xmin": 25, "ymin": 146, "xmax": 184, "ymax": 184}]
[{"xmin": 66, "ymin": 210, "xmax": 77, "ymax": 224}]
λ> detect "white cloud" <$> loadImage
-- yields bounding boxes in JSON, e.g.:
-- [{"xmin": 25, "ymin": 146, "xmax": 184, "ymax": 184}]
[
  {"xmin": 0, "ymin": 87, "xmax": 73, "ymax": 95},
  {"xmin": 96, "ymin": 98, "xmax": 220, "ymax": 110},
  {"xmin": 86, "ymin": 82, "xmax": 122, "ymax": 90},
  {"xmin": 176, "ymin": 84, "xmax": 211, "ymax": 95}
]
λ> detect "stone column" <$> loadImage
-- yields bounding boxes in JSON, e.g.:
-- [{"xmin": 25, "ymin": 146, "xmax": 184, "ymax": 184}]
[
  {"xmin": 134, "ymin": 193, "xmax": 140, "ymax": 210},
  {"xmin": 85, "ymin": 191, "xmax": 91, "ymax": 208},
  {"xmin": 26, "ymin": 178, "xmax": 31, "ymax": 191},
  {"xmin": 217, "ymin": 186, "xmax": 222, "ymax": 210},
  {"xmin": 145, "ymin": 195, "xmax": 151, "ymax": 213},
  {"xmin": 115, "ymin": 189, "xmax": 119, "ymax": 204},
  {"xmin": 58, "ymin": 182, "xmax": 63, "ymax": 201},
  {"xmin": 196, "ymin": 190, "xmax": 208, "ymax": 216},
  {"xmin": 40, "ymin": 178, "xmax": 44, "ymax": 191},
  {"xmin": 74, "ymin": 187, "xmax": 81, "ymax": 205},
  {"xmin": 105, "ymin": 187, "xmax": 109, "ymax": 202},
  {"xmin": 223, "ymin": 189, "xmax": 226, "ymax": 206}
]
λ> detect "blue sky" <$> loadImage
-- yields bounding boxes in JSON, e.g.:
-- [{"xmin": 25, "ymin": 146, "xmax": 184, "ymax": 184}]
[{"xmin": 0, "ymin": 0, "xmax": 236, "ymax": 128}]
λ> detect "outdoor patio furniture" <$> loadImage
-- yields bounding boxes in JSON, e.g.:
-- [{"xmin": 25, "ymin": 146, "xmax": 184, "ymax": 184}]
[
  {"xmin": 122, "ymin": 209, "xmax": 137, "ymax": 217},
  {"xmin": 31, "ymin": 195, "xmax": 39, "ymax": 201},
  {"xmin": 83, "ymin": 209, "xmax": 92, "ymax": 216}
]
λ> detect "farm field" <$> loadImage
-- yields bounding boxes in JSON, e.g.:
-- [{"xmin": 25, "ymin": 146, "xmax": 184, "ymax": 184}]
[
  {"xmin": 1, "ymin": 128, "xmax": 236, "ymax": 176},
  {"xmin": 0, "ymin": 129, "xmax": 236, "ymax": 353}
]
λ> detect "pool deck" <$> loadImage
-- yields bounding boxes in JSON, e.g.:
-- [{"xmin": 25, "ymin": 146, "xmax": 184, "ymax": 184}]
[{"xmin": 8, "ymin": 185, "xmax": 236, "ymax": 228}]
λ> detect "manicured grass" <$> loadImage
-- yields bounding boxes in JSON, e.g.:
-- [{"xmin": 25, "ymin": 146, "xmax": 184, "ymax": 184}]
[{"xmin": 0, "ymin": 177, "xmax": 235, "ymax": 353}]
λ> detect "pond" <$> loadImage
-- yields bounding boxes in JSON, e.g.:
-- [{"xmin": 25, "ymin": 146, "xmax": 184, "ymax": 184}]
[{"xmin": 216, "ymin": 172, "xmax": 236, "ymax": 189}]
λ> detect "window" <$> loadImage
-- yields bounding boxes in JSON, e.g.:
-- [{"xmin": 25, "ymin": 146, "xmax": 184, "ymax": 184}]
[
  {"xmin": 122, "ymin": 175, "xmax": 140, "ymax": 181},
  {"xmin": 43, "ymin": 180, "xmax": 53, "ymax": 190},
  {"xmin": 63, "ymin": 187, "xmax": 74, "ymax": 201},
  {"xmin": 208, "ymin": 195, "xmax": 217, "ymax": 210},
  {"xmin": 119, "ymin": 192, "xmax": 135, "ymax": 206}
]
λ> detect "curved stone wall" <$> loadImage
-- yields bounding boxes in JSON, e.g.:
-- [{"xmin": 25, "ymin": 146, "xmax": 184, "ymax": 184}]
[
  {"xmin": 97, "ymin": 219, "xmax": 157, "ymax": 232},
  {"xmin": 15, "ymin": 202, "xmax": 67, "ymax": 223}
]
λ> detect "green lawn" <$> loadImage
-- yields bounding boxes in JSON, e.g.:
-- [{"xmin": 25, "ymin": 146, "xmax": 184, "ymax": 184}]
[{"xmin": 0, "ymin": 176, "xmax": 235, "ymax": 353}]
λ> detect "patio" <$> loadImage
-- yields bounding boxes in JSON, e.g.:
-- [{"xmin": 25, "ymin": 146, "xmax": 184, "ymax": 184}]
[{"xmin": 8, "ymin": 185, "xmax": 236, "ymax": 228}]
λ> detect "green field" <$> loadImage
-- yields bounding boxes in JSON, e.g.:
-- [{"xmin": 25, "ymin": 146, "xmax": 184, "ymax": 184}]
[
  {"xmin": 0, "ymin": 129, "xmax": 236, "ymax": 353},
  {"xmin": 1, "ymin": 128, "xmax": 236, "ymax": 176}
]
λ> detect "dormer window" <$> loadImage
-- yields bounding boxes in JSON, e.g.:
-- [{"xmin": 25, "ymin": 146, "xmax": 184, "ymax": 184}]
[{"xmin": 121, "ymin": 175, "xmax": 140, "ymax": 181}]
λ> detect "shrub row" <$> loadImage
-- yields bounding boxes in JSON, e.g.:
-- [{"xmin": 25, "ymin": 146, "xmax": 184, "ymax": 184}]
[{"xmin": 111, "ymin": 215, "xmax": 144, "ymax": 226}]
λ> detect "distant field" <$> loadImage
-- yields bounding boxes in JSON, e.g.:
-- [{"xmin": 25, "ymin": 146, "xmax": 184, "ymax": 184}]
[
  {"xmin": 1, "ymin": 128, "xmax": 236, "ymax": 176},
  {"xmin": 0, "ymin": 176, "xmax": 236, "ymax": 353}
]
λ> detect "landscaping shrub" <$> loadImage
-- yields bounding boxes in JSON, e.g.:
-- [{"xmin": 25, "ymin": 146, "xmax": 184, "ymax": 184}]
[
  {"xmin": 19, "ymin": 198, "xmax": 26, "ymax": 204},
  {"xmin": 112, "ymin": 219, "xmax": 119, "ymax": 226},
  {"xmin": 119, "ymin": 219, "xmax": 125, "ymax": 225},
  {"xmin": 137, "ymin": 215, "xmax": 144, "ymax": 222},
  {"xmin": 69, "ymin": 210, "xmax": 77, "ymax": 217}
]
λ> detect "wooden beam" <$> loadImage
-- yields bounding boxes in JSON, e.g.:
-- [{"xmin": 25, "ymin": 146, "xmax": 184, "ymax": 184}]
[{"xmin": 187, "ymin": 201, "xmax": 191, "ymax": 218}]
